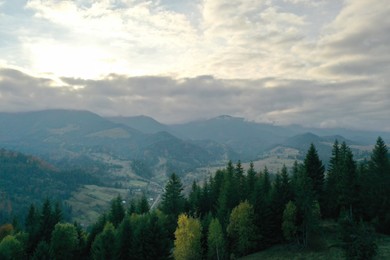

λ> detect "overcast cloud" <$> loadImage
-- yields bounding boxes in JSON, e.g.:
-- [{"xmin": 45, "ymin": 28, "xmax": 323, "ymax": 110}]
[{"xmin": 0, "ymin": 0, "xmax": 389, "ymax": 131}]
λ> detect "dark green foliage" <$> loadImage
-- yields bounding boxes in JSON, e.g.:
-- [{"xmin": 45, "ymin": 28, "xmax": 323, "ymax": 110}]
[
  {"xmin": 369, "ymin": 137, "xmax": 390, "ymax": 233},
  {"xmin": 188, "ymin": 181, "xmax": 202, "ymax": 216},
  {"xmin": 160, "ymin": 173, "xmax": 185, "ymax": 217},
  {"xmin": 304, "ymin": 144, "xmax": 325, "ymax": 202},
  {"xmin": 91, "ymin": 222, "xmax": 116, "ymax": 260},
  {"xmin": 207, "ymin": 218, "xmax": 226, "ymax": 260},
  {"xmin": 0, "ymin": 235, "xmax": 25, "ymax": 260},
  {"xmin": 160, "ymin": 173, "xmax": 186, "ymax": 237},
  {"xmin": 50, "ymin": 223, "xmax": 79, "ymax": 260},
  {"xmin": 227, "ymin": 201, "xmax": 257, "ymax": 257},
  {"xmin": 0, "ymin": 149, "xmax": 99, "ymax": 225},
  {"xmin": 324, "ymin": 141, "xmax": 359, "ymax": 219},
  {"xmin": 115, "ymin": 216, "xmax": 133, "ymax": 260},
  {"xmin": 292, "ymin": 163, "xmax": 321, "ymax": 248},
  {"xmin": 85, "ymin": 214, "xmax": 107, "ymax": 257},
  {"xmin": 340, "ymin": 217, "xmax": 377, "ymax": 260},
  {"xmin": 109, "ymin": 195, "xmax": 125, "ymax": 228},
  {"xmin": 132, "ymin": 212, "xmax": 170, "ymax": 260},
  {"xmin": 246, "ymin": 161, "xmax": 257, "ymax": 203},
  {"xmin": 136, "ymin": 193, "xmax": 150, "ymax": 214},
  {"xmin": 269, "ymin": 165, "xmax": 293, "ymax": 243},
  {"xmin": 5, "ymin": 138, "xmax": 390, "ymax": 259},
  {"xmin": 32, "ymin": 241, "xmax": 50, "ymax": 260},
  {"xmin": 217, "ymin": 161, "xmax": 240, "ymax": 229}
]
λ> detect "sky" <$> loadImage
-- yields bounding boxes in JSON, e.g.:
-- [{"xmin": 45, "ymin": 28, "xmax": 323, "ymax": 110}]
[{"xmin": 0, "ymin": 0, "xmax": 389, "ymax": 131}]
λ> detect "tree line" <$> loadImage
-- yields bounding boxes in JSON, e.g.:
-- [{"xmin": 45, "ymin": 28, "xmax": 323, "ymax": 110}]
[{"xmin": 0, "ymin": 137, "xmax": 389, "ymax": 259}]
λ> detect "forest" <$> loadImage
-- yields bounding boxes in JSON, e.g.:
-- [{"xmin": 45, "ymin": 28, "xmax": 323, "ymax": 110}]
[{"xmin": 0, "ymin": 137, "xmax": 389, "ymax": 259}]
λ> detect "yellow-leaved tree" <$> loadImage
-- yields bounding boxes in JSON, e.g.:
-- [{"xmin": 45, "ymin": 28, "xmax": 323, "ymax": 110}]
[{"xmin": 173, "ymin": 214, "xmax": 202, "ymax": 260}]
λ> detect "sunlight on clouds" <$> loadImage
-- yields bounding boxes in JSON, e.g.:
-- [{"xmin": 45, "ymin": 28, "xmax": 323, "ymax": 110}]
[{"xmin": 26, "ymin": 40, "xmax": 127, "ymax": 79}]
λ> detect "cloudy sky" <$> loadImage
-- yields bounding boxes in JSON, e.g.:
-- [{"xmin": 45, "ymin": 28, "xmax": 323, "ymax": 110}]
[{"xmin": 0, "ymin": 0, "xmax": 389, "ymax": 131}]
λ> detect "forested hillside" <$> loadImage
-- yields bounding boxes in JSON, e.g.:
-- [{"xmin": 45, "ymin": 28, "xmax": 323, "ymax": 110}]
[
  {"xmin": 0, "ymin": 149, "xmax": 101, "ymax": 224},
  {"xmin": 0, "ymin": 137, "xmax": 389, "ymax": 259}
]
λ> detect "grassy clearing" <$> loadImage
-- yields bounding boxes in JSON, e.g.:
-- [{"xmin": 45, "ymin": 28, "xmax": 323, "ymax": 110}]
[{"xmin": 66, "ymin": 185, "xmax": 128, "ymax": 226}]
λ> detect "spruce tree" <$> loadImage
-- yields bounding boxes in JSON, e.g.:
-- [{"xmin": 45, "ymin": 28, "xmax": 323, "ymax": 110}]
[
  {"xmin": 109, "ymin": 195, "xmax": 125, "ymax": 228},
  {"xmin": 160, "ymin": 173, "xmax": 185, "ymax": 217},
  {"xmin": 304, "ymin": 144, "xmax": 325, "ymax": 205}
]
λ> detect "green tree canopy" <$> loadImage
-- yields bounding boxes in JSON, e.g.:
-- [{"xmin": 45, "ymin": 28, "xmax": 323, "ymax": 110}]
[
  {"xmin": 227, "ymin": 201, "xmax": 257, "ymax": 257},
  {"xmin": 50, "ymin": 223, "xmax": 79, "ymax": 260}
]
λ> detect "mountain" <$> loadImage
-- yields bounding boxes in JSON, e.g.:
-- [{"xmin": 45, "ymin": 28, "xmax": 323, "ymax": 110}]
[
  {"xmin": 170, "ymin": 115, "xmax": 298, "ymax": 160},
  {"xmin": 272, "ymin": 132, "xmax": 366, "ymax": 166},
  {"xmin": 0, "ymin": 110, "xmax": 229, "ymax": 178},
  {"xmin": 107, "ymin": 115, "xmax": 172, "ymax": 134},
  {"xmin": 0, "ymin": 148, "xmax": 100, "ymax": 223}
]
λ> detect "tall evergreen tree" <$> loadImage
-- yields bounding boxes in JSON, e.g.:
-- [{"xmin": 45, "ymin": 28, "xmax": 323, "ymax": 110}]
[
  {"xmin": 39, "ymin": 198, "xmax": 58, "ymax": 243},
  {"xmin": 368, "ymin": 137, "xmax": 390, "ymax": 233},
  {"xmin": 304, "ymin": 144, "xmax": 325, "ymax": 205},
  {"xmin": 293, "ymin": 165, "xmax": 321, "ymax": 248},
  {"xmin": 109, "ymin": 195, "xmax": 125, "ymax": 228},
  {"xmin": 246, "ymin": 161, "xmax": 257, "ymax": 204},
  {"xmin": 91, "ymin": 222, "xmax": 116, "ymax": 260},
  {"xmin": 339, "ymin": 142, "xmax": 358, "ymax": 218},
  {"xmin": 325, "ymin": 140, "xmax": 342, "ymax": 218},
  {"xmin": 160, "ymin": 173, "xmax": 185, "ymax": 217},
  {"xmin": 115, "ymin": 216, "xmax": 133, "ymax": 260},
  {"xmin": 137, "ymin": 193, "xmax": 150, "ymax": 215}
]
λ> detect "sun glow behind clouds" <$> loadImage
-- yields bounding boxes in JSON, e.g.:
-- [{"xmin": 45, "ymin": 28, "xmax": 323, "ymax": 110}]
[{"xmin": 27, "ymin": 40, "xmax": 130, "ymax": 79}]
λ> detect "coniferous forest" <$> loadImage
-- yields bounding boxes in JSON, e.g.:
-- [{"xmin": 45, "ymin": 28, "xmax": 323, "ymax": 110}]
[{"xmin": 0, "ymin": 137, "xmax": 389, "ymax": 259}]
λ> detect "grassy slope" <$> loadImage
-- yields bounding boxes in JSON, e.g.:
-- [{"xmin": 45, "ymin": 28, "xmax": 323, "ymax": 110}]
[{"xmin": 240, "ymin": 221, "xmax": 390, "ymax": 260}]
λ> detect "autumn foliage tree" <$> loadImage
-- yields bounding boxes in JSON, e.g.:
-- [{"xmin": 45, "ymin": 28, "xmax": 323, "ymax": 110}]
[{"xmin": 173, "ymin": 214, "xmax": 202, "ymax": 260}]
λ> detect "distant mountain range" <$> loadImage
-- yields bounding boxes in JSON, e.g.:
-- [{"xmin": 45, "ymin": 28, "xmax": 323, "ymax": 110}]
[
  {"xmin": 2, "ymin": 109, "xmax": 388, "ymax": 225},
  {"xmin": 1, "ymin": 109, "xmax": 389, "ymax": 179}
]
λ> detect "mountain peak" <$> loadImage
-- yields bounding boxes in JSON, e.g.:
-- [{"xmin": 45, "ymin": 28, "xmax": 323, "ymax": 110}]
[{"xmin": 214, "ymin": 115, "xmax": 243, "ymax": 121}]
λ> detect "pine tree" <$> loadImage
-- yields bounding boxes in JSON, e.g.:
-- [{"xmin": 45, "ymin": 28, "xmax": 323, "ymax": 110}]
[
  {"xmin": 339, "ymin": 142, "xmax": 358, "ymax": 218},
  {"xmin": 368, "ymin": 137, "xmax": 390, "ymax": 233},
  {"xmin": 188, "ymin": 181, "xmax": 201, "ymax": 216},
  {"xmin": 109, "ymin": 195, "xmax": 125, "ymax": 228},
  {"xmin": 91, "ymin": 222, "xmax": 116, "ymax": 260},
  {"xmin": 325, "ymin": 140, "xmax": 342, "ymax": 218},
  {"xmin": 269, "ymin": 165, "xmax": 292, "ymax": 243},
  {"xmin": 137, "ymin": 193, "xmax": 150, "ymax": 215},
  {"xmin": 39, "ymin": 198, "xmax": 57, "ymax": 243},
  {"xmin": 160, "ymin": 173, "xmax": 185, "ymax": 217},
  {"xmin": 304, "ymin": 144, "xmax": 325, "ymax": 205},
  {"xmin": 115, "ymin": 216, "xmax": 133, "ymax": 260},
  {"xmin": 246, "ymin": 161, "xmax": 257, "ymax": 204},
  {"xmin": 293, "ymin": 165, "xmax": 321, "ymax": 248}
]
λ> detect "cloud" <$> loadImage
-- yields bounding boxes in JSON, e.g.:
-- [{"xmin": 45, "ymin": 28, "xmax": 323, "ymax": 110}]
[
  {"xmin": 0, "ymin": 0, "xmax": 389, "ymax": 132},
  {"xmin": 1, "ymin": 67, "xmax": 390, "ymax": 131},
  {"xmin": 311, "ymin": 0, "xmax": 390, "ymax": 80}
]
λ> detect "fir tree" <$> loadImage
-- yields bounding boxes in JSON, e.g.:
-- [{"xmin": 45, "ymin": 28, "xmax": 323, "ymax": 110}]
[{"xmin": 304, "ymin": 144, "xmax": 325, "ymax": 204}]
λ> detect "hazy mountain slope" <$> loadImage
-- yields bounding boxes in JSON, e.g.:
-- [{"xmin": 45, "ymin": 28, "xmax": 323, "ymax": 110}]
[
  {"xmin": 170, "ymin": 115, "xmax": 294, "ymax": 160},
  {"xmin": 273, "ymin": 132, "xmax": 367, "ymax": 166},
  {"xmin": 107, "ymin": 115, "xmax": 172, "ymax": 134},
  {"xmin": 0, "ymin": 148, "xmax": 99, "ymax": 223},
  {"xmin": 0, "ymin": 110, "xmax": 229, "ymax": 177}
]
